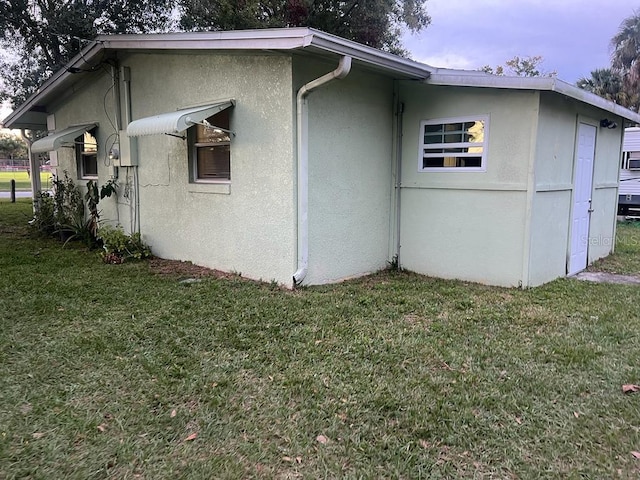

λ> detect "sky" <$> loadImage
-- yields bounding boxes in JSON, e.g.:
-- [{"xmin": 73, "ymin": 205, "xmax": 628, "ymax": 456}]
[{"xmin": 402, "ymin": 0, "xmax": 639, "ymax": 83}]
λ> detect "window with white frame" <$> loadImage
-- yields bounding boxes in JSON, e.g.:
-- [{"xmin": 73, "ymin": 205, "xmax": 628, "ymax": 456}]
[
  {"xmin": 622, "ymin": 151, "xmax": 640, "ymax": 170},
  {"xmin": 76, "ymin": 129, "xmax": 98, "ymax": 179},
  {"xmin": 419, "ymin": 116, "xmax": 489, "ymax": 171},
  {"xmin": 189, "ymin": 109, "xmax": 231, "ymax": 182}
]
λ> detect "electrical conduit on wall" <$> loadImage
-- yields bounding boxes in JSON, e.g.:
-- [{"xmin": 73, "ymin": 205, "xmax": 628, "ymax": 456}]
[{"xmin": 293, "ymin": 55, "xmax": 352, "ymax": 286}]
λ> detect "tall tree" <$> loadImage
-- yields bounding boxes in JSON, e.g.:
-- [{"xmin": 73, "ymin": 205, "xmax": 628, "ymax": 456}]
[
  {"xmin": 0, "ymin": 131, "xmax": 28, "ymax": 158},
  {"xmin": 612, "ymin": 11, "xmax": 640, "ymax": 85},
  {"xmin": 0, "ymin": 0, "xmax": 175, "ymax": 108},
  {"xmin": 178, "ymin": 0, "xmax": 431, "ymax": 55},
  {"xmin": 1, "ymin": 0, "xmax": 431, "ymax": 110},
  {"xmin": 576, "ymin": 68, "xmax": 637, "ymax": 109},
  {"xmin": 575, "ymin": 11, "xmax": 640, "ymax": 111}
]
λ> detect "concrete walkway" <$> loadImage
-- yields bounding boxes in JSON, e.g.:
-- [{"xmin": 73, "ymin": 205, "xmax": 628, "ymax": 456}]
[
  {"xmin": 0, "ymin": 191, "xmax": 32, "ymax": 199},
  {"xmin": 574, "ymin": 271, "xmax": 640, "ymax": 285}
]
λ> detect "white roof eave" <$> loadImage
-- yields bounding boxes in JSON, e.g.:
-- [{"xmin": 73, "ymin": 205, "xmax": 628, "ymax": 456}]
[
  {"xmin": 428, "ymin": 70, "xmax": 640, "ymax": 125},
  {"xmin": 2, "ymin": 28, "xmax": 431, "ymax": 130}
]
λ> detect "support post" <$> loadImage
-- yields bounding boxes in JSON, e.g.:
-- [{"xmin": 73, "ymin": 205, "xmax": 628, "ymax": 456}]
[{"xmin": 20, "ymin": 129, "xmax": 41, "ymax": 213}]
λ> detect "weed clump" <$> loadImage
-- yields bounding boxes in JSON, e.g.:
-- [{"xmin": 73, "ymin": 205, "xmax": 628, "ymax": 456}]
[{"xmin": 98, "ymin": 225, "xmax": 151, "ymax": 263}]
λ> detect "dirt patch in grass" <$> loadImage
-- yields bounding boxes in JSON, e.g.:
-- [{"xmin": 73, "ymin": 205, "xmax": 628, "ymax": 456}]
[{"xmin": 148, "ymin": 257, "xmax": 236, "ymax": 280}]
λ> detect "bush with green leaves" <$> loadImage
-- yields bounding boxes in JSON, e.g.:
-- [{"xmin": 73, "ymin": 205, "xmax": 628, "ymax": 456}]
[
  {"xmin": 31, "ymin": 191, "xmax": 56, "ymax": 235},
  {"xmin": 30, "ymin": 172, "xmax": 118, "ymax": 248},
  {"xmin": 97, "ymin": 225, "xmax": 151, "ymax": 263},
  {"xmin": 51, "ymin": 171, "xmax": 84, "ymax": 230},
  {"xmin": 30, "ymin": 171, "xmax": 85, "ymax": 241}
]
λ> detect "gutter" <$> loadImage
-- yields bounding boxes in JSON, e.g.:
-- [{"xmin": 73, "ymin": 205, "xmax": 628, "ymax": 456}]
[{"xmin": 292, "ymin": 55, "xmax": 352, "ymax": 286}]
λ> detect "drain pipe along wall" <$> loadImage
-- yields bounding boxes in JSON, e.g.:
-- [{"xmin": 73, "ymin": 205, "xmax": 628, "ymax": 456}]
[{"xmin": 293, "ymin": 55, "xmax": 352, "ymax": 286}]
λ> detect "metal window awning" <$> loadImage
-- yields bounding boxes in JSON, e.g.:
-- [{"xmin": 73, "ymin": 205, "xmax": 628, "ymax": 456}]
[
  {"xmin": 31, "ymin": 123, "xmax": 97, "ymax": 153},
  {"xmin": 126, "ymin": 100, "xmax": 234, "ymax": 137}
]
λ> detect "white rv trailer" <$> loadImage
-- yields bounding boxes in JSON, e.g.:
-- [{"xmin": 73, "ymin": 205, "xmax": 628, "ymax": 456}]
[{"xmin": 619, "ymin": 127, "xmax": 640, "ymax": 214}]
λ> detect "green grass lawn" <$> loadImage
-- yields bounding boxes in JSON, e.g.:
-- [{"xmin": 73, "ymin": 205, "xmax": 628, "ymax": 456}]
[
  {"xmin": 0, "ymin": 171, "xmax": 51, "ymax": 191},
  {"xmin": 2, "ymin": 200, "xmax": 640, "ymax": 478},
  {"xmin": 589, "ymin": 221, "xmax": 640, "ymax": 274}
]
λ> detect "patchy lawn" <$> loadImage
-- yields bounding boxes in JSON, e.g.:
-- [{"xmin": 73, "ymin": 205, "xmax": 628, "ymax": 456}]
[
  {"xmin": 589, "ymin": 221, "xmax": 640, "ymax": 275},
  {"xmin": 2, "ymin": 200, "xmax": 640, "ymax": 478}
]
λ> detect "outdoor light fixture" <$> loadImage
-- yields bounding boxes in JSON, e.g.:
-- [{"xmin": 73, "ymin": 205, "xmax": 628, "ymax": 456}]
[{"xmin": 600, "ymin": 118, "xmax": 618, "ymax": 129}]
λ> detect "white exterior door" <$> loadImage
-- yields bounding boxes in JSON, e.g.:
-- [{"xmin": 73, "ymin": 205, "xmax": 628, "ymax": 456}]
[{"xmin": 568, "ymin": 123, "xmax": 596, "ymax": 275}]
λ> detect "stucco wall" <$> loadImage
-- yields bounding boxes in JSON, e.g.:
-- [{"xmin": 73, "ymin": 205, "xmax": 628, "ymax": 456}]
[
  {"xmin": 574, "ymin": 100, "xmax": 622, "ymax": 264},
  {"xmin": 397, "ymin": 84, "xmax": 539, "ymax": 286},
  {"xmin": 124, "ymin": 52, "xmax": 296, "ymax": 285},
  {"xmin": 528, "ymin": 93, "xmax": 623, "ymax": 285},
  {"xmin": 294, "ymin": 58, "xmax": 394, "ymax": 284},
  {"xmin": 527, "ymin": 190, "xmax": 572, "ymax": 286},
  {"xmin": 46, "ymin": 70, "xmax": 122, "ymax": 227},
  {"xmin": 527, "ymin": 94, "xmax": 577, "ymax": 286},
  {"xmin": 48, "ymin": 52, "xmax": 296, "ymax": 285},
  {"xmin": 589, "ymin": 114, "xmax": 622, "ymax": 262}
]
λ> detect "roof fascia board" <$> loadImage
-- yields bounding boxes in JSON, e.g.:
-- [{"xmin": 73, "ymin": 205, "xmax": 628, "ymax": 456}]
[
  {"xmin": 428, "ymin": 71, "xmax": 640, "ymax": 124},
  {"xmin": 307, "ymin": 29, "xmax": 432, "ymax": 79},
  {"xmin": 98, "ymin": 29, "xmax": 314, "ymax": 51},
  {"xmin": 97, "ymin": 28, "xmax": 431, "ymax": 79}
]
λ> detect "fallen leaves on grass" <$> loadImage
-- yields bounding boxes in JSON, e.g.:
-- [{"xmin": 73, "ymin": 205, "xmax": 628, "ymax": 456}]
[
  {"xmin": 170, "ymin": 409, "xmax": 177, "ymax": 418},
  {"xmin": 184, "ymin": 432, "xmax": 198, "ymax": 442},
  {"xmin": 316, "ymin": 434, "xmax": 329, "ymax": 445},
  {"xmin": 632, "ymin": 451, "xmax": 640, "ymax": 459},
  {"xmin": 283, "ymin": 456, "xmax": 302, "ymax": 464},
  {"xmin": 97, "ymin": 424, "xmax": 107, "ymax": 432},
  {"xmin": 32, "ymin": 432, "xmax": 45, "ymax": 439},
  {"xmin": 622, "ymin": 384, "xmax": 640, "ymax": 394}
]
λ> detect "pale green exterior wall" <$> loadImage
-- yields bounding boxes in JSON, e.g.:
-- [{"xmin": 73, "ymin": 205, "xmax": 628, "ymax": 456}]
[
  {"xmin": 397, "ymin": 84, "xmax": 539, "ymax": 286},
  {"xmin": 128, "ymin": 53, "xmax": 296, "ymax": 285},
  {"xmin": 50, "ymin": 52, "xmax": 298, "ymax": 286},
  {"xmin": 588, "ymin": 104, "xmax": 623, "ymax": 263},
  {"xmin": 527, "ymin": 93, "xmax": 577, "ymax": 286},
  {"xmin": 47, "ymin": 70, "xmax": 122, "ymax": 226},
  {"xmin": 527, "ymin": 93, "xmax": 624, "ymax": 286},
  {"xmin": 43, "ymin": 50, "xmax": 627, "ymax": 289},
  {"xmin": 294, "ymin": 58, "xmax": 395, "ymax": 284}
]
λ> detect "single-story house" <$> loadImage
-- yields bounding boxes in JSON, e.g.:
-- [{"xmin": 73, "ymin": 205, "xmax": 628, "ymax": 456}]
[{"xmin": 4, "ymin": 28, "xmax": 640, "ymax": 288}]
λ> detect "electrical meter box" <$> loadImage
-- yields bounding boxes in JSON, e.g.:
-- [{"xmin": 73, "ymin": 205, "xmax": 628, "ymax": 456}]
[{"xmin": 115, "ymin": 131, "xmax": 138, "ymax": 167}]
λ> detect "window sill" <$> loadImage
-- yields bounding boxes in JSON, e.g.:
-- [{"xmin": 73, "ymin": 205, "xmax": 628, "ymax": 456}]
[{"xmin": 188, "ymin": 182, "xmax": 231, "ymax": 195}]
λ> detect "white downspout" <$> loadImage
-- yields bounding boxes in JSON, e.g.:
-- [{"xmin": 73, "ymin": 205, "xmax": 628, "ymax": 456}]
[{"xmin": 293, "ymin": 55, "xmax": 352, "ymax": 286}]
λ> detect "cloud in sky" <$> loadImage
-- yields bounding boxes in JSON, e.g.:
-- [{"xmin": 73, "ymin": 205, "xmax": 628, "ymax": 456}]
[{"xmin": 403, "ymin": 0, "xmax": 638, "ymax": 82}]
